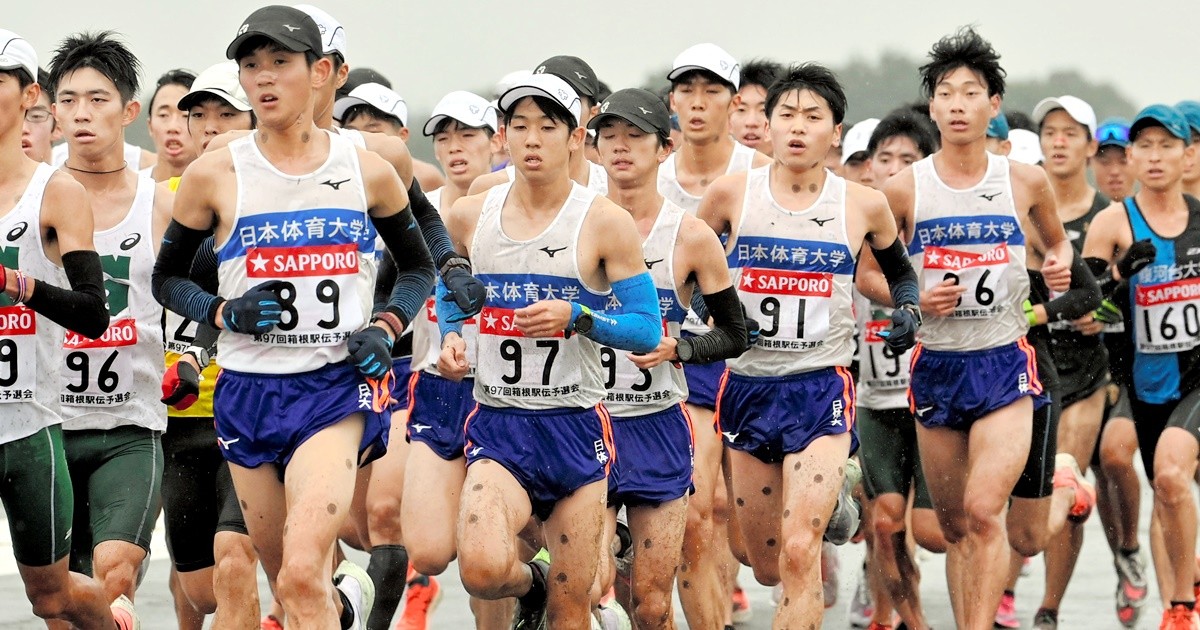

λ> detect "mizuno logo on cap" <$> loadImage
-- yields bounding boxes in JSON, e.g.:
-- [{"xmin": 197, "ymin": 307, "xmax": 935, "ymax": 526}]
[
  {"xmin": 637, "ymin": 106, "xmax": 651, "ymax": 115},
  {"xmin": 237, "ymin": 24, "xmax": 249, "ymax": 36},
  {"xmin": 282, "ymin": 24, "xmax": 301, "ymax": 32},
  {"xmin": 575, "ymin": 71, "xmax": 587, "ymax": 80},
  {"xmin": 600, "ymin": 102, "xmax": 609, "ymax": 113},
  {"xmin": 535, "ymin": 65, "xmax": 546, "ymax": 73},
  {"xmin": 468, "ymin": 104, "xmax": 479, "ymax": 114}
]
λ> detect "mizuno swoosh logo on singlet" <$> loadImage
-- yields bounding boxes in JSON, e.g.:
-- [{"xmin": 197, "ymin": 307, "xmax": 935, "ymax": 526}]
[
  {"xmin": 978, "ymin": 192, "xmax": 1002, "ymax": 201},
  {"xmin": 321, "ymin": 178, "xmax": 351, "ymax": 190},
  {"xmin": 540, "ymin": 246, "xmax": 568, "ymax": 257}
]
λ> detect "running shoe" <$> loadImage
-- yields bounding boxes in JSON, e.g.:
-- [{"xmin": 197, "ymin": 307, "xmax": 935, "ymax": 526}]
[
  {"xmin": 848, "ymin": 563, "xmax": 874, "ymax": 627},
  {"xmin": 111, "ymin": 594, "xmax": 139, "ymax": 630},
  {"xmin": 1160, "ymin": 604, "xmax": 1200, "ymax": 630},
  {"xmin": 731, "ymin": 585, "xmax": 753, "ymax": 624},
  {"xmin": 1052, "ymin": 453, "xmax": 1096, "ymax": 523},
  {"xmin": 1032, "ymin": 607, "xmax": 1058, "ymax": 629},
  {"xmin": 512, "ymin": 551, "xmax": 550, "ymax": 630},
  {"xmin": 334, "ymin": 560, "xmax": 375, "ymax": 630},
  {"xmin": 821, "ymin": 541, "xmax": 840, "ymax": 609},
  {"xmin": 1114, "ymin": 548, "xmax": 1149, "ymax": 627},
  {"xmin": 395, "ymin": 572, "xmax": 441, "ymax": 630},
  {"xmin": 825, "ymin": 459, "xmax": 863, "ymax": 545},
  {"xmin": 994, "ymin": 592, "xmax": 1020, "ymax": 629}
]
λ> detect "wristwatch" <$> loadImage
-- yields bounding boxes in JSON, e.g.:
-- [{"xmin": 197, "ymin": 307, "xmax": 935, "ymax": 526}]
[
  {"xmin": 574, "ymin": 306, "xmax": 595, "ymax": 335},
  {"xmin": 899, "ymin": 303, "xmax": 923, "ymax": 326},
  {"xmin": 674, "ymin": 336, "xmax": 694, "ymax": 363},
  {"xmin": 184, "ymin": 345, "xmax": 212, "ymax": 369}
]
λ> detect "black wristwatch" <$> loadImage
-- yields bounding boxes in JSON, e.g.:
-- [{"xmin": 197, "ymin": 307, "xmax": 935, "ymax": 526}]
[
  {"xmin": 574, "ymin": 307, "xmax": 595, "ymax": 335},
  {"xmin": 674, "ymin": 336, "xmax": 694, "ymax": 363}
]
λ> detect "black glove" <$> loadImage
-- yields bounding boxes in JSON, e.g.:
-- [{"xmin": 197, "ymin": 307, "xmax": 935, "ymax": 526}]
[
  {"xmin": 160, "ymin": 360, "xmax": 200, "ymax": 410},
  {"xmin": 346, "ymin": 326, "xmax": 394, "ymax": 379},
  {"xmin": 221, "ymin": 281, "xmax": 285, "ymax": 334},
  {"xmin": 743, "ymin": 315, "xmax": 761, "ymax": 351},
  {"xmin": 879, "ymin": 305, "xmax": 920, "ymax": 353},
  {"xmin": 1117, "ymin": 239, "xmax": 1156, "ymax": 280},
  {"xmin": 440, "ymin": 258, "xmax": 486, "ymax": 318}
]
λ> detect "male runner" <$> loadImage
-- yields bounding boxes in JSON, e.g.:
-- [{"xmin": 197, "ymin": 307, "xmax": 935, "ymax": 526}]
[
  {"xmin": 589, "ymin": 87, "xmax": 749, "ymax": 630},
  {"xmin": 157, "ymin": 60, "xmax": 260, "ymax": 630},
  {"xmin": 985, "ymin": 111, "xmax": 1011, "ymax": 156},
  {"xmin": 470, "ymin": 54, "xmax": 608, "ymax": 194},
  {"xmin": 334, "ymin": 81, "xmax": 445, "ymax": 192},
  {"xmin": 1177, "ymin": 101, "xmax": 1200, "ymax": 199},
  {"xmin": 698, "ymin": 62, "xmax": 922, "ymax": 628},
  {"xmin": 438, "ymin": 73, "xmax": 661, "ymax": 630},
  {"xmin": 729, "ymin": 59, "xmax": 783, "ymax": 157},
  {"xmin": 884, "ymin": 28, "xmax": 1076, "ymax": 629},
  {"xmin": 143, "ymin": 69, "xmax": 197, "ymax": 182},
  {"xmin": 398, "ymin": 90, "xmax": 498, "ymax": 630},
  {"xmin": 47, "ymin": 30, "xmax": 172, "ymax": 607},
  {"xmin": 0, "ymin": 27, "xmax": 137, "ymax": 629},
  {"xmin": 152, "ymin": 7, "xmax": 436, "ymax": 627},
  {"xmin": 841, "ymin": 118, "xmax": 879, "ymax": 186},
  {"xmin": 854, "ymin": 109, "xmax": 943, "ymax": 630},
  {"xmin": 1083, "ymin": 104, "xmax": 1200, "ymax": 630},
  {"xmin": 1094, "ymin": 117, "xmax": 1134, "ymax": 202},
  {"xmin": 657, "ymin": 41, "xmax": 770, "ymax": 630},
  {"xmin": 21, "ymin": 68, "xmax": 55, "ymax": 164},
  {"xmin": 1026, "ymin": 94, "xmax": 1111, "ymax": 629}
]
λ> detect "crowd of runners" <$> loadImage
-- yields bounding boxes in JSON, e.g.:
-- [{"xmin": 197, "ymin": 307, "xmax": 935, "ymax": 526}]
[{"xmin": 1, "ymin": 5, "xmax": 1198, "ymax": 630}]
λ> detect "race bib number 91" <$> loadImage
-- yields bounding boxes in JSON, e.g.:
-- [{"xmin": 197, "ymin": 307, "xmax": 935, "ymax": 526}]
[
  {"xmin": 738, "ymin": 268, "xmax": 831, "ymax": 350},
  {"xmin": 246, "ymin": 244, "xmax": 364, "ymax": 346},
  {"xmin": 922, "ymin": 245, "xmax": 1010, "ymax": 319},
  {"xmin": 61, "ymin": 318, "xmax": 136, "ymax": 407},
  {"xmin": 0, "ymin": 306, "xmax": 36, "ymax": 403},
  {"xmin": 1135, "ymin": 277, "xmax": 1200, "ymax": 354}
]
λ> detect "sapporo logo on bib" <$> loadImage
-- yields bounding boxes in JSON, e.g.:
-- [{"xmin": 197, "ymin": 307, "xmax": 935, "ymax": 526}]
[
  {"xmin": 0, "ymin": 243, "xmax": 36, "ymax": 403},
  {"xmin": 922, "ymin": 244, "xmax": 1010, "ymax": 319},
  {"xmin": 1135, "ymin": 271, "xmax": 1200, "ymax": 354}
]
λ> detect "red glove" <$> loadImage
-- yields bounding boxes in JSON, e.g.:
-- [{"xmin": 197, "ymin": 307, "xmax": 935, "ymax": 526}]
[{"xmin": 161, "ymin": 360, "xmax": 200, "ymax": 410}]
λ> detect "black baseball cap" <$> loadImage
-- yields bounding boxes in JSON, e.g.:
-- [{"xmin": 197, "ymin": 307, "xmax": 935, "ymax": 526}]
[
  {"xmin": 587, "ymin": 88, "xmax": 670, "ymax": 135},
  {"xmin": 534, "ymin": 55, "xmax": 600, "ymax": 100},
  {"xmin": 337, "ymin": 66, "xmax": 392, "ymax": 100},
  {"xmin": 226, "ymin": 5, "xmax": 322, "ymax": 60}
]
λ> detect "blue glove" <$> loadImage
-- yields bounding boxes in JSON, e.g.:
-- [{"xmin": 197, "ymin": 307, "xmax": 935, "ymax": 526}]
[
  {"xmin": 222, "ymin": 281, "xmax": 285, "ymax": 334},
  {"xmin": 440, "ymin": 259, "xmax": 485, "ymax": 318},
  {"xmin": 744, "ymin": 314, "xmax": 761, "ymax": 351},
  {"xmin": 878, "ymin": 305, "xmax": 920, "ymax": 353},
  {"xmin": 346, "ymin": 326, "xmax": 394, "ymax": 379}
]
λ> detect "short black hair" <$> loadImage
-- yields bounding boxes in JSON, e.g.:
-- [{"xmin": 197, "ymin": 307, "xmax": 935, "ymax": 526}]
[
  {"xmin": 740, "ymin": 59, "xmax": 784, "ymax": 91},
  {"xmin": 1006, "ymin": 111, "xmax": 1035, "ymax": 132},
  {"xmin": 503, "ymin": 95, "xmax": 578, "ymax": 135},
  {"xmin": 432, "ymin": 117, "xmax": 495, "ymax": 138},
  {"xmin": 233, "ymin": 36, "xmax": 321, "ymax": 67},
  {"xmin": 342, "ymin": 104, "xmax": 403, "ymax": 130},
  {"xmin": 36, "ymin": 68, "xmax": 50, "ymax": 93},
  {"xmin": 765, "ymin": 63, "xmax": 847, "ymax": 124},
  {"xmin": 869, "ymin": 109, "xmax": 938, "ymax": 158},
  {"xmin": 149, "ymin": 68, "xmax": 196, "ymax": 110},
  {"xmin": 670, "ymin": 69, "xmax": 736, "ymax": 95},
  {"xmin": 919, "ymin": 26, "xmax": 1006, "ymax": 99},
  {"xmin": 47, "ymin": 31, "xmax": 141, "ymax": 103}
]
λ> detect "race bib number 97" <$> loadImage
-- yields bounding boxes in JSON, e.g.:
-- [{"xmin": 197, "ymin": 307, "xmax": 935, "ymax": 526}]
[
  {"xmin": 61, "ymin": 318, "xmax": 136, "ymax": 407},
  {"xmin": 1135, "ymin": 277, "xmax": 1200, "ymax": 354},
  {"xmin": 477, "ymin": 306, "xmax": 581, "ymax": 399},
  {"xmin": 0, "ymin": 306, "xmax": 36, "ymax": 403},
  {"xmin": 245, "ymin": 244, "xmax": 364, "ymax": 346},
  {"xmin": 922, "ymin": 245, "xmax": 1010, "ymax": 319}
]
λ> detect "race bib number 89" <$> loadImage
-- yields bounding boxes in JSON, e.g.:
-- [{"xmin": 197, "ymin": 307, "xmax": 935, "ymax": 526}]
[
  {"xmin": 1135, "ymin": 278, "xmax": 1200, "ymax": 354},
  {"xmin": 246, "ymin": 244, "xmax": 364, "ymax": 346},
  {"xmin": 922, "ymin": 245, "xmax": 1010, "ymax": 319}
]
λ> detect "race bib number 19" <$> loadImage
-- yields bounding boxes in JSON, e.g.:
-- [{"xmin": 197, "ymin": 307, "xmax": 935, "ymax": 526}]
[{"xmin": 0, "ymin": 306, "xmax": 36, "ymax": 403}]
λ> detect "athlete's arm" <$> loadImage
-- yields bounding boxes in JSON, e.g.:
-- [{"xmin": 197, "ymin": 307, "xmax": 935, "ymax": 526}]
[
  {"xmin": 631, "ymin": 216, "xmax": 747, "ymax": 369},
  {"xmin": 151, "ymin": 181, "xmax": 175, "ymax": 255},
  {"xmin": 694, "ymin": 174, "xmax": 741, "ymax": 240},
  {"xmin": 467, "ymin": 170, "xmax": 508, "ymax": 196},
  {"xmin": 1081, "ymin": 202, "xmax": 1133, "ymax": 265},
  {"xmin": 1033, "ymin": 244, "xmax": 1102, "ymax": 324},
  {"xmin": 859, "ymin": 185, "xmax": 921, "ymax": 350},
  {"xmin": 362, "ymin": 152, "xmax": 436, "ymax": 334},
  {"xmin": 152, "ymin": 153, "xmax": 225, "ymax": 327},
  {"xmin": 1018, "ymin": 163, "xmax": 1072, "ymax": 292},
  {"xmin": 15, "ymin": 174, "xmax": 109, "ymax": 338},
  {"xmin": 200, "ymin": 129, "xmax": 251, "ymax": 154},
  {"xmin": 435, "ymin": 195, "xmax": 485, "ymax": 378}
]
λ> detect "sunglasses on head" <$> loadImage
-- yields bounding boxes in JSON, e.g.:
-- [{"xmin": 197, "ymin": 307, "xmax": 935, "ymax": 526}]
[{"xmin": 1096, "ymin": 123, "xmax": 1129, "ymax": 144}]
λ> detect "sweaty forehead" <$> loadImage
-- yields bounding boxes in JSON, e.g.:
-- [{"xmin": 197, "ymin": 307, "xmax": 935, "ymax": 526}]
[
  {"xmin": 56, "ymin": 67, "xmax": 119, "ymax": 96},
  {"xmin": 935, "ymin": 66, "xmax": 987, "ymax": 89},
  {"xmin": 774, "ymin": 88, "xmax": 829, "ymax": 112}
]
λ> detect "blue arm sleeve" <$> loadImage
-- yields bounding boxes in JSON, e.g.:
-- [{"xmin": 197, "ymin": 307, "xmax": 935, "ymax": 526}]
[
  {"xmin": 435, "ymin": 279, "xmax": 467, "ymax": 339},
  {"xmin": 152, "ymin": 220, "xmax": 224, "ymax": 326},
  {"xmin": 408, "ymin": 179, "xmax": 458, "ymax": 268},
  {"xmin": 573, "ymin": 272, "xmax": 661, "ymax": 353},
  {"xmin": 371, "ymin": 207, "xmax": 436, "ymax": 327}
]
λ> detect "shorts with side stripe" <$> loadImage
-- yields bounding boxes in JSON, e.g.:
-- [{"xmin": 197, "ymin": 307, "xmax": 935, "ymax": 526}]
[
  {"xmin": 391, "ymin": 357, "xmax": 412, "ymax": 411},
  {"xmin": 64, "ymin": 425, "xmax": 163, "ymax": 575},
  {"xmin": 406, "ymin": 372, "xmax": 474, "ymax": 461},
  {"xmin": 464, "ymin": 404, "xmax": 614, "ymax": 521},
  {"xmin": 0, "ymin": 425, "xmax": 74, "ymax": 567},
  {"xmin": 908, "ymin": 339, "xmax": 1050, "ymax": 431},
  {"xmin": 716, "ymin": 366, "xmax": 858, "ymax": 464}
]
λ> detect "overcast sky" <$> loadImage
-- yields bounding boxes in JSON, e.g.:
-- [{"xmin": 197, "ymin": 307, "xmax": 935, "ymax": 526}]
[{"xmin": 10, "ymin": 0, "xmax": 1198, "ymax": 134}]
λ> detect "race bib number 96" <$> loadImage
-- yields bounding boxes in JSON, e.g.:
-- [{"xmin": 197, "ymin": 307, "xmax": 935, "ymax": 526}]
[
  {"xmin": 922, "ymin": 245, "xmax": 1010, "ymax": 319},
  {"xmin": 61, "ymin": 318, "xmax": 136, "ymax": 407}
]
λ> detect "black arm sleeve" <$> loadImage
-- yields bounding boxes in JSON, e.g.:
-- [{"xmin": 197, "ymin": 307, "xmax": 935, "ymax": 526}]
[
  {"xmin": 24, "ymin": 250, "xmax": 109, "ymax": 339},
  {"xmin": 1084, "ymin": 256, "xmax": 1120, "ymax": 295},
  {"xmin": 688, "ymin": 280, "xmax": 710, "ymax": 322},
  {"xmin": 373, "ymin": 248, "xmax": 398, "ymax": 313},
  {"xmin": 152, "ymin": 220, "xmax": 224, "ymax": 327},
  {"xmin": 407, "ymin": 179, "xmax": 458, "ymax": 269},
  {"xmin": 872, "ymin": 237, "xmax": 919, "ymax": 308},
  {"xmin": 371, "ymin": 207, "xmax": 436, "ymax": 327},
  {"xmin": 189, "ymin": 236, "xmax": 219, "ymax": 295},
  {"xmin": 1043, "ymin": 247, "xmax": 1102, "ymax": 322},
  {"xmin": 677, "ymin": 286, "xmax": 748, "ymax": 364}
]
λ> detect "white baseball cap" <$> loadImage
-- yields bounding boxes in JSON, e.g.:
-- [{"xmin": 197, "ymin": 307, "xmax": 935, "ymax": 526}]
[
  {"xmin": 497, "ymin": 73, "xmax": 582, "ymax": 126},
  {"xmin": 495, "ymin": 69, "xmax": 533, "ymax": 99},
  {"xmin": 668, "ymin": 43, "xmax": 740, "ymax": 90},
  {"xmin": 423, "ymin": 91, "xmax": 498, "ymax": 136},
  {"xmin": 1032, "ymin": 95, "xmax": 1097, "ymax": 136},
  {"xmin": 178, "ymin": 61, "xmax": 251, "ymax": 112},
  {"xmin": 0, "ymin": 30, "xmax": 37, "ymax": 83},
  {"xmin": 841, "ymin": 118, "xmax": 880, "ymax": 165},
  {"xmin": 1008, "ymin": 129, "xmax": 1044, "ymax": 165},
  {"xmin": 333, "ymin": 83, "xmax": 408, "ymax": 126},
  {"xmin": 294, "ymin": 4, "xmax": 346, "ymax": 59}
]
